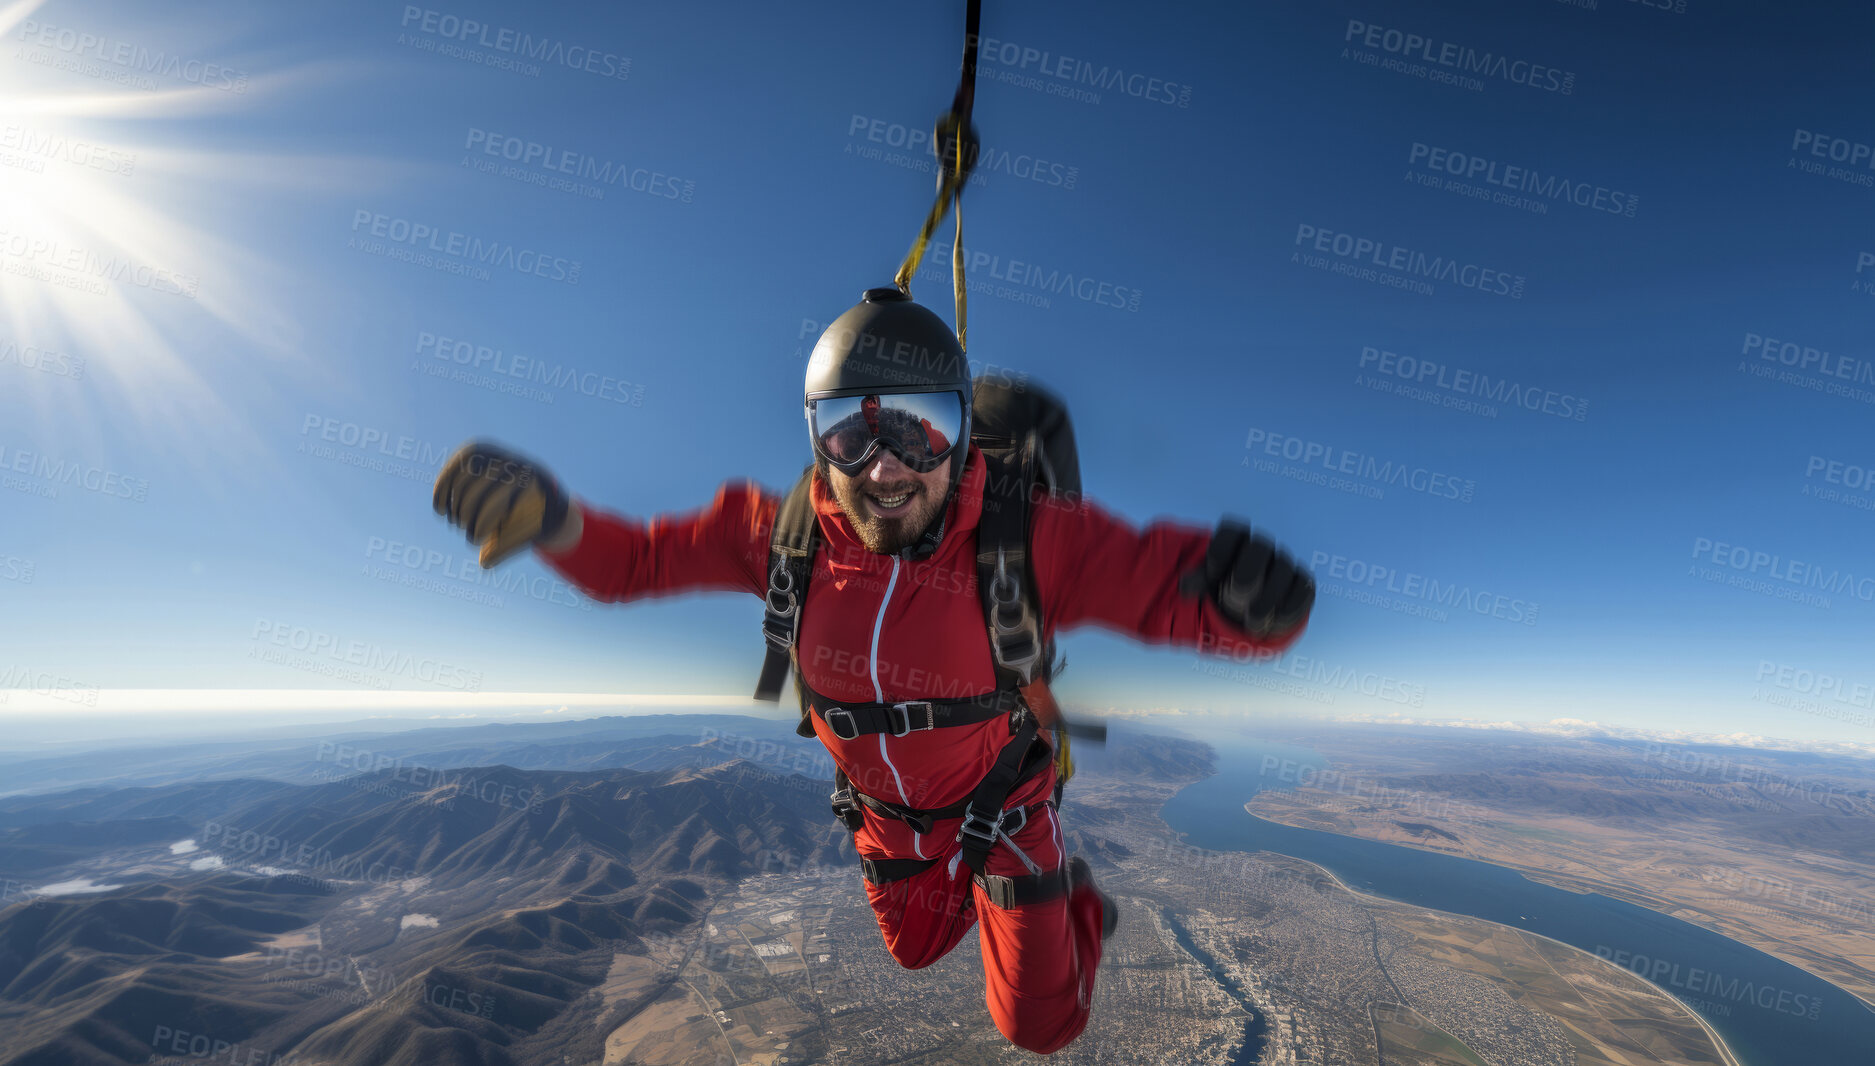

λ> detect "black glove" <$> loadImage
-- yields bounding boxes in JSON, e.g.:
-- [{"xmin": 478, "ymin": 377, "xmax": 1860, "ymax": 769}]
[
  {"xmin": 432, "ymin": 441, "xmax": 570, "ymax": 568},
  {"xmin": 1178, "ymin": 519, "xmax": 1314, "ymax": 638}
]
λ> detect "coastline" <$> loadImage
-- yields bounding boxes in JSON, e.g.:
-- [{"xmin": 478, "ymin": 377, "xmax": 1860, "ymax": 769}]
[
  {"xmin": 1215, "ymin": 801, "xmax": 1755, "ymax": 1064},
  {"xmin": 1290, "ymin": 849, "xmax": 1744, "ymax": 1066},
  {"xmin": 1242, "ymin": 797, "xmax": 1875, "ymax": 1018}
]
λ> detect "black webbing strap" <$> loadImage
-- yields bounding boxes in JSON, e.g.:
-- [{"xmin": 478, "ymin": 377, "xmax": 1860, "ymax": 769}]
[
  {"xmin": 801, "ymin": 679, "xmax": 1019, "ymax": 740},
  {"xmin": 861, "ymin": 855, "xmax": 939, "ymax": 886},
  {"xmin": 756, "ymin": 468, "xmax": 819, "ymax": 712},
  {"xmin": 974, "ymin": 865, "xmax": 1070, "ymax": 910},
  {"xmin": 955, "ymin": 709, "xmax": 1041, "ymax": 874},
  {"xmin": 848, "ymin": 720, "xmax": 1050, "ymax": 830},
  {"xmin": 856, "ymin": 784, "xmax": 1050, "ymax": 836},
  {"xmin": 975, "ymin": 439, "xmax": 1043, "ymax": 690}
]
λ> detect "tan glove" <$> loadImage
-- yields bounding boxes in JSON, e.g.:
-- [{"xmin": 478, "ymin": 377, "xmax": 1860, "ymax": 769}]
[{"xmin": 432, "ymin": 440, "xmax": 578, "ymax": 567}]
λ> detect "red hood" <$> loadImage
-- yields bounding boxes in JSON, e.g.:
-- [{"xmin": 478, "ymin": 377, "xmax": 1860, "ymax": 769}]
[{"xmin": 808, "ymin": 444, "xmax": 986, "ymax": 559}]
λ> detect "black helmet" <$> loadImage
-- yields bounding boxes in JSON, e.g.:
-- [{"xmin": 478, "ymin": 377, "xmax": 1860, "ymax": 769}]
[
  {"xmin": 805, "ymin": 286, "xmax": 971, "ymax": 398},
  {"xmin": 804, "ymin": 287, "xmax": 972, "ymax": 557}
]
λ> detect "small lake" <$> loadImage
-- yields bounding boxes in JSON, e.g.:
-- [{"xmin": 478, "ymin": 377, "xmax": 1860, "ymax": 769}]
[{"xmin": 1157, "ymin": 739, "xmax": 1875, "ymax": 1066}]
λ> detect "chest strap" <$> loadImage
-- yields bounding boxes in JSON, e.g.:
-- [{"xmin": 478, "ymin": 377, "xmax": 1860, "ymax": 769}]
[{"xmin": 804, "ymin": 680, "xmax": 1020, "ymax": 740}]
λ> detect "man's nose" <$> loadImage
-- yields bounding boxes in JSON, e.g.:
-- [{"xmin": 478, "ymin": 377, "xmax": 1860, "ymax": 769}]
[{"xmin": 867, "ymin": 450, "xmax": 910, "ymax": 480}]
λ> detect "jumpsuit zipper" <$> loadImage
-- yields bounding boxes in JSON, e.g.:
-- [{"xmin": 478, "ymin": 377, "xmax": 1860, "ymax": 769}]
[{"xmin": 869, "ymin": 557, "xmax": 923, "ymax": 858}]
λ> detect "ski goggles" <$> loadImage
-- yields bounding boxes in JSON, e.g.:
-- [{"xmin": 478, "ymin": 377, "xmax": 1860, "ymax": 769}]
[{"xmin": 806, "ymin": 388, "xmax": 967, "ymax": 475}]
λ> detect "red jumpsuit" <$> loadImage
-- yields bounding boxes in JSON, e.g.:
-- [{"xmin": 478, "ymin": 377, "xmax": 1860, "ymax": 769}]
[{"xmin": 538, "ymin": 446, "xmax": 1305, "ymax": 1054}]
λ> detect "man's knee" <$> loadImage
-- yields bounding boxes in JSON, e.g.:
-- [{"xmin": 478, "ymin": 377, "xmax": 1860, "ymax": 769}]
[
  {"xmin": 883, "ymin": 933, "xmax": 953, "ymax": 970},
  {"xmin": 994, "ymin": 1004, "xmax": 1089, "ymax": 1055}
]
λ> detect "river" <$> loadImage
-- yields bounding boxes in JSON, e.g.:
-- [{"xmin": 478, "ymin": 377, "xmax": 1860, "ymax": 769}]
[
  {"xmin": 1155, "ymin": 738, "xmax": 1874, "ymax": 1066},
  {"xmin": 1161, "ymin": 907, "xmax": 1268, "ymax": 1065}
]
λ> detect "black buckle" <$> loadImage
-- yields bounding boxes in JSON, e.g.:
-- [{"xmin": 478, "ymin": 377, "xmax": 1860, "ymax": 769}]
[
  {"xmin": 998, "ymin": 804, "xmax": 1029, "ymax": 838},
  {"xmin": 887, "ymin": 701, "xmax": 935, "ymax": 737},
  {"xmin": 830, "ymin": 785, "xmax": 863, "ymax": 832},
  {"xmin": 956, "ymin": 801, "xmax": 1002, "ymax": 850},
  {"xmin": 822, "ymin": 707, "xmax": 858, "ymax": 741}
]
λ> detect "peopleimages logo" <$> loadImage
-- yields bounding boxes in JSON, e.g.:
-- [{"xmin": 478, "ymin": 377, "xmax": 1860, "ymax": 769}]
[
  {"xmin": 1407, "ymin": 143, "xmax": 1638, "ymax": 218},
  {"xmin": 969, "ymin": 33, "xmax": 1193, "ymax": 107},
  {"xmin": 1343, "ymin": 20, "xmax": 1575, "ymax": 95},
  {"xmin": 299, "ymin": 414, "xmax": 453, "ymax": 469},
  {"xmin": 1802, "ymin": 454, "xmax": 1875, "ymax": 513},
  {"xmin": 913, "ymin": 246, "xmax": 1142, "ymax": 312},
  {"xmin": 1738, "ymin": 330, "xmax": 1875, "ymax": 406},
  {"xmin": 1754, "ymin": 660, "xmax": 1875, "ymax": 712},
  {"xmin": 0, "ymin": 123, "xmax": 137, "ymax": 175},
  {"xmin": 1196, "ymin": 635, "xmax": 1429, "ymax": 707},
  {"xmin": 398, "ymin": 6, "xmax": 630, "ymax": 81},
  {"xmin": 1245, "ymin": 428, "xmax": 1478, "ymax": 504},
  {"xmin": 348, "ymin": 210, "xmax": 581, "ymax": 284},
  {"xmin": 1789, "ymin": 129, "xmax": 1874, "ymax": 178},
  {"xmin": 1293, "ymin": 224, "xmax": 1525, "ymax": 299},
  {"xmin": 1690, "ymin": 536, "xmax": 1875, "ymax": 603},
  {"xmin": 1594, "ymin": 947, "xmax": 1822, "ymax": 1020},
  {"xmin": 0, "ymin": 441, "xmax": 149, "ymax": 501},
  {"xmin": 846, "ymin": 115, "xmax": 1080, "ymax": 190},
  {"xmin": 463, "ymin": 128, "xmax": 694, "ymax": 203},
  {"xmin": 1359, "ymin": 346, "xmax": 1589, "ymax": 421},
  {"xmin": 415, "ymin": 331, "xmax": 645, "ymax": 406},
  {"xmin": 1308, "ymin": 551, "xmax": 1540, "ymax": 625},
  {"xmin": 0, "ymin": 227, "xmax": 200, "ymax": 298},
  {"xmin": 249, "ymin": 619, "xmax": 485, "ymax": 691},
  {"xmin": 14, "ymin": 19, "xmax": 249, "ymax": 91},
  {"xmin": 1742, "ymin": 332, "xmax": 1873, "ymax": 383}
]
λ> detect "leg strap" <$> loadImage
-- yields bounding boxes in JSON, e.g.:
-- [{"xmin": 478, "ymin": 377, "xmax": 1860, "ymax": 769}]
[
  {"xmin": 861, "ymin": 855, "xmax": 940, "ymax": 886},
  {"xmin": 974, "ymin": 865, "xmax": 1070, "ymax": 909}
]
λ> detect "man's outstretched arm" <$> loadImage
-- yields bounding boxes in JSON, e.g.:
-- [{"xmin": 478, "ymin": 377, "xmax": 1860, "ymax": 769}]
[
  {"xmin": 433, "ymin": 440, "xmax": 774, "ymax": 603},
  {"xmin": 536, "ymin": 483, "xmax": 774, "ymax": 602},
  {"xmin": 1030, "ymin": 493, "xmax": 1313, "ymax": 658}
]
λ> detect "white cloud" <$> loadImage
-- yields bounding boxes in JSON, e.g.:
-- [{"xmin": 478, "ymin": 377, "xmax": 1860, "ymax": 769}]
[
  {"xmin": 0, "ymin": 690, "xmax": 754, "ymax": 715},
  {"xmin": 1322, "ymin": 711, "xmax": 1875, "ymax": 759}
]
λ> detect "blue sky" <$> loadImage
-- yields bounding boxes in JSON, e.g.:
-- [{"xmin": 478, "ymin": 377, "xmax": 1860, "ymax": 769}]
[{"xmin": 2, "ymin": 0, "xmax": 1872, "ymax": 748}]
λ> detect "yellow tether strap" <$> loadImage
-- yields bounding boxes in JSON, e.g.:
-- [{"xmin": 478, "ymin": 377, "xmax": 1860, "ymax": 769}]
[{"xmin": 893, "ymin": 1, "xmax": 980, "ymax": 352}]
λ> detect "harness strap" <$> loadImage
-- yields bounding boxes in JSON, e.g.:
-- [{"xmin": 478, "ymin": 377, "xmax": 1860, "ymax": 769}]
[
  {"xmin": 861, "ymin": 855, "xmax": 939, "ymax": 886},
  {"xmin": 974, "ymin": 865, "xmax": 1070, "ymax": 910},
  {"xmin": 756, "ymin": 468, "xmax": 820, "ymax": 711},
  {"xmin": 848, "ymin": 718, "xmax": 1052, "ymax": 830},
  {"xmin": 802, "ymin": 680, "xmax": 1020, "ymax": 740},
  {"xmin": 855, "ymin": 784, "xmax": 1051, "ymax": 835},
  {"xmin": 955, "ymin": 709, "xmax": 1041, "ymax": 874},
  {"xmin": 976, "ymin": 438, "xmax": 1044, "ymax": 691}
]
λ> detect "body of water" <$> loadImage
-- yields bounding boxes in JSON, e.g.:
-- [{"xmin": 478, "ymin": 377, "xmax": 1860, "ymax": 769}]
[
  {"xmin": 1157, "ymin": 739, "xmax": 1874, "ymax": 1066},
  {"xmin": 1161, "ymin": 907, "xmax": 1267, "ymax": 1065}
]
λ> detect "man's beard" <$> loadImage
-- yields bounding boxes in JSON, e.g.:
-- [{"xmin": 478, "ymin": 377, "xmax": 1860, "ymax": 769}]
[{"xmin": 822, "ymin": 460, "xmax": 947, "ymax": 555}]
